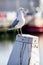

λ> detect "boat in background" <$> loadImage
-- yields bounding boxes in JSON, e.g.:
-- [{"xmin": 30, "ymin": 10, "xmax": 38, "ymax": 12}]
[{"xmin": 22, "ymin": 9, "xmax": 43, "ymax": 33}]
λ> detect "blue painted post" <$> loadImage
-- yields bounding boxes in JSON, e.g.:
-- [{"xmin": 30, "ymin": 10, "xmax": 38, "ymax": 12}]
[{"xmin": 7, "ymin": 34, "xmax": 38, "ymax": 65}]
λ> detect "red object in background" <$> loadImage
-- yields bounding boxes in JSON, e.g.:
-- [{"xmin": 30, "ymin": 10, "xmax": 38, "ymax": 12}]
[
  {"xmin": 26, "ymin": 25, "xmax": 43, "ymax": 32},
  {"xmin": 0, "ymin": 12, "xmax": 5, "ymax": 18}
]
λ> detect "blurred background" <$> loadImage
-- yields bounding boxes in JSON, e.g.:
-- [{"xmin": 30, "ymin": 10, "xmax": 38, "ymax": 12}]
[
  {"xmin": 0, "ymin": 0, "xmax": 43, "ymax": 65},
  {"xmin": 0, "ymin": 0, "xmax": 39, "ymax": 11}
]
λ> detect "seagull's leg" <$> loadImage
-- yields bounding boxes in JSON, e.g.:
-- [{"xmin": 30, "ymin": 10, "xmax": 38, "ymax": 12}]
[
  {"xmin": 20, "ymin": 28, "xmax": 22, "ymax": 35},
  {"xmin": 17, "ymin": 29, "xmax": 19, "ymax": 34},
  {"xmin": 17, "ymin": 28, "xmax": 22, "ymax": 34}
]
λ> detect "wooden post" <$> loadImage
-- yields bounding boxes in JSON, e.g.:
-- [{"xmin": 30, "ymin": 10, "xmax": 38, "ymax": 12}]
[{"xmin": 7, "ymin": 34, "xmax": 38, "ymax": 65}]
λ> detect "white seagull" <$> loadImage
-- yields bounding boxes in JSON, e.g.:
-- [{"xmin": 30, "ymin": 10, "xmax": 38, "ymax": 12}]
[{"xmin": 8, "ymin": 8, "xmax": 25, "ymax": 34}]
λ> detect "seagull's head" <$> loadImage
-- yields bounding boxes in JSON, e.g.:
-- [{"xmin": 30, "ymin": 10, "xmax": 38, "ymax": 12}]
[
  {"xmin": 18, "ymin": 7, "xmax": 27, "ymax": 13},
  {"xmin": 17, "ymin": 7, "xmax": 28, "ymax": 18}
]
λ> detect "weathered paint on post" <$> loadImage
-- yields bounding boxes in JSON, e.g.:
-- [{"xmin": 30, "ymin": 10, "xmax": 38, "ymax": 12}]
[{"xmin": 7, "ymin": 34, "xmax": 38, "ymax": 65}]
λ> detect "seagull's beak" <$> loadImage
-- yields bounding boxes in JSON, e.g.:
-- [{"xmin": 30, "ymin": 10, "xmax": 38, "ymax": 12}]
[
  {"xmin": 22, "ymin": 8, "xmax": 27, "ymax": 11},
  {"xmin": 24, "ymin": 8, "xmax": 27, "ymax": 11}
]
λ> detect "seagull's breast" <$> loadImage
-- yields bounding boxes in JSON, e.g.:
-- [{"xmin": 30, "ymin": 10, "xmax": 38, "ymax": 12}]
[
  {"xmin": 17, "ymin": 10, "xmax": 25, "ymax": 22},
  {"xmin": 15, "ymin": 20, "xmax": 25, "ymax": 29},
  {"xmin": 14, "ymin": 10, "xmax": 25, "ymax": 29}
]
